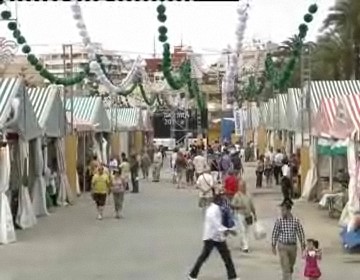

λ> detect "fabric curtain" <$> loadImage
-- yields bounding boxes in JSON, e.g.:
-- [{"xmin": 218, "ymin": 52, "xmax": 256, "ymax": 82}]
[
  {"xmin": 15, "ymin": 139, "xmax": 37, "ymax": 229},
  {"xmin": 92, "ymin": 134, "xmax": 102, "ymax": 162},
  {"xmin": 301, "ymin": 142, "xmax": 318, "ymax": 201},
  {"xmin": 101, "ymin": 137, "xmax": 108, "ymax": 164},
  {"xmin": 0, "ymin": 145, "xmax": 16, "ymax": 244},
  {"xmin": 31, "ymin": 138, "xmax": 49, "ymax": 217},
  {"xmin": 339, "ymin": 141, "xmax": 360, "ymax": 227},
  {"xmin": 56, "ymin": 137, "xmax": 74, "ymax": 206}
]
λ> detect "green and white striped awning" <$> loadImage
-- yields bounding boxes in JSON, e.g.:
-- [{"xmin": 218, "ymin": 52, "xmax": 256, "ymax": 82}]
[
  {"xmin": 259, "ymin": 101, "xmax": 269, "ymax": 125},
  {"xmin": 286, "ymin": 88, "xmax": 301, "ymax": 131},
  {"xmin": 27, "ymin": 86, "xmax": 65, "ymax": 137},
  {"xmin": 107, "ymin": 108, "xmax": 142, "ymax": 131},
  {"xmin": 276, "ymin": 94, "xmax": 288, "ymax": 130},
  {"xmin": 66, "ymin": 97, "xmax": 111, "ymax": 132},
  {"xmin": 267, "ymin": 98, "xmax": 276, "ymax": 129},
  {"xmin": 0, "ymin": 77, "xmax": 21, "ymax": 125},
  {"xmin": 0, "ymin": 77, "xmax": 42, "ymax": 140}
]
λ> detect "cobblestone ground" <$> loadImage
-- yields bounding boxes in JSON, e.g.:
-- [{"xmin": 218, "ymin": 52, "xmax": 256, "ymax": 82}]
[{"xmin": 0, "ymin": 162, "xmax": 359, "ymax": 280}]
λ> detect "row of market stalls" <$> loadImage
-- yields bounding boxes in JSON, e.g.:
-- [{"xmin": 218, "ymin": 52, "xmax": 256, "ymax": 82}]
[
  {"xmin": 0, "ymin": 77, "xmax": 152, "ymax": 245},
  {"xmin": 255, "ymin": 80, "xmax": 360, "ymax": 248}
]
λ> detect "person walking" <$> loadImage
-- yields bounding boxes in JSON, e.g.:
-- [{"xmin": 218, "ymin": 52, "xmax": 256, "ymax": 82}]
[
  {"xmin": 273, "ymin": 149, "xmax": 284, "ymax": 185},
  {"xmin": 119, "ymin": 156, "xmax": 130, "ymax": 191},
  {"xmin": 271, "ymin": 199, "xmax": 306, "ymax": 280},
  {"xmin": 281, "ymin": 158, "xmax": 293, "ymax": 200},
  {"xmin": 111, "ymin": 169, "xmax": 126, "ymax": 219},
  {"xmin": 91, "ymin": 166, "xmax": 111, "ymax": 220},
  {"xmin": 175, "ymin": 151, "xmax": 187, "ymax": 188},
  {"xmin": 303, "ymin": 238, "xmax": 322, "ymax": 280},
  {"xmin": 140, "ymin": 150, "xmax": 151, "ymax": 179},
  {"xmin": 231, "ymin": 150, "xmax": 243, "ymax": 177},
  {"xmin": 196, "ymin": 169, "xmax": 214, "ymax": 211},
  {"xmin": 188, "ymin": 193, "xmax": 239, "ymax": 280},
  {"xmin": 224, "ymin": 170, "xmax": 239, "ymax": 201},
  {"xmin": 264, "ymin": 155, "xmax": 273, "ymax": 188},
  {"xmin": 130, "ymin": 154, "xmax": 140, "ymax": 193},
  {"xmin": 255, "ymin": 155, "xmax": 265, "ymax": 188},
  {"xmin": 186, "ymin": 154, "xmax": 195, "ymax": 186},
  {"xmin": 219, "ymin": 149, "xmax": 232, "ymax": 182},
  {"xmin": 231, "ymin": 181, "xmax": 257, "ymax": 253},
  {"xmin": 152, "ymin": 148, "xmax": 163, "ymax": 182},
  {"xmin": 193, "ymin": 151, "xmax": 207, "ymax": 180},
  {"xmin": 171, "ymin": 148, "xmax": 178, "ymax": 184}
]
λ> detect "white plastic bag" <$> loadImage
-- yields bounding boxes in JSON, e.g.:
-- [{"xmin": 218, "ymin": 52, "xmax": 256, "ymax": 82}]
[{"xmin": 253, "ymin": 221, "xmax": 266, "ymax": 240}]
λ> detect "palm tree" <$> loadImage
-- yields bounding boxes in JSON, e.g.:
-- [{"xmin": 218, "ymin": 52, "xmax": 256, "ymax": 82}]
[{"xmin": 321, "ymin": 0, "xmax": 360, "ymax": 78}]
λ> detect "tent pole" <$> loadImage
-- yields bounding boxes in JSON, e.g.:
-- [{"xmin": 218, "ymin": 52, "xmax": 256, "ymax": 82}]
[{"xmin": 82, "ymin": 135, "xmax": 86, "ymax": 193}]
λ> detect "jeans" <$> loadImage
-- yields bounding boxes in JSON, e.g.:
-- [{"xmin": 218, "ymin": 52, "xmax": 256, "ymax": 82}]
[
  {"xmin": 112, "ymin": 192, "xmax": 124, "ymax": 212},
  {"xmin": 274, "ymin": 165, "xmax": 282, "ymax": 185},
  {"xmin": 189, "ymin": 240, "xmax": 237, "ymax": 279}
]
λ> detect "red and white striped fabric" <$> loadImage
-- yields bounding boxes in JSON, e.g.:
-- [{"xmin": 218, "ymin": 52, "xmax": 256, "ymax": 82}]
[
  {"xmin": 332, "ymin": 94, "xmax": 360, "ymax": 139},
  {"xmin": 66, "ymin": 112, "xmax": 94, "ymax": 132},
  {"xmin": 313, "ymin": 97, "xmax": 338, "ymax": 137}
]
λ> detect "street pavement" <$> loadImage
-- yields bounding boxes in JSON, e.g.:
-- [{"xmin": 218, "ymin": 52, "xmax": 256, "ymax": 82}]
[{"xmin": 0, "ymin": 163, "xmax": 359, "ymax": 280}]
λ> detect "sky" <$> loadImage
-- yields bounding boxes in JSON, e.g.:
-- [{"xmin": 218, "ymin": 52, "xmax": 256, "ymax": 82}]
[{"xmin": 1, "ymin": 0, "xmax": 334, "ymax": 64}]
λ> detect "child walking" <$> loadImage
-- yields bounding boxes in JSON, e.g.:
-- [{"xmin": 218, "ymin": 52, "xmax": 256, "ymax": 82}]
[{"xmin": 303, "ymin": 238, "xmax": 322, "ymax": 280}]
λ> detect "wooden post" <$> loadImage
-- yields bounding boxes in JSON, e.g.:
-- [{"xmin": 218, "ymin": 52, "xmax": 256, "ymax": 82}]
[
  {"xmin": 65, "ymin": 134, "xmax": 78, "ymax": 197},
  {"xmin": 300, "ymin": 146, "xmax": 310, "ymax": 192}
]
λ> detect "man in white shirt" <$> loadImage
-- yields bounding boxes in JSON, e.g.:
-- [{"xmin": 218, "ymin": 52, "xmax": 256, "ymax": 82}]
[
  {"xmin": 265, "ymin": 147, "xmax": 274, "ymax": 162},
  {"xmin": 170, "ymin": 148, "xmax": 178, "ymax": 184},
  {"xmin": 196, "ymin": 169, "xmax": 214, "ymax": 210},
  {"xmin": 188, "ymin": 194, "xmax": 239, "ymax": 280},
  {"xmin": 193, "ymin": 151, "xmax": 207, "ymax": 179},
  {"xmin": 281, "ymin": 158, "xmax": 293, "ymax": 200},
  {"xmin": 152, "ymin": 149, "xmax": 163, "ymax": 182},
  {"xmin": 273, "ymin": 149, "xmax": 284, "ymax": 185}
]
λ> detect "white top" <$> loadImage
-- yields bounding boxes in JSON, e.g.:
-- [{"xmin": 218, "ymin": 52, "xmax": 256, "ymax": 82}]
[
  {"xmin": 109, "ymin": 159, "xmax": 118, "ymax": 170},
  {"xmin": 240, "ymin": 148, "xmax": 245, "ymax": 159},
  {"xmin": 153, "ymin": 152, "xmax": 162, "ymax": 164},
  {"xmin": 274, "ymin": 152, "xmax": 284, "ymax": 166},
  {"xmin": 171, "ymin": 152, "xmax": 177, "ymax": 168},
  {"xmin": 282, "ymin": 164, "xmax": 291, "ymax": 178},
  {"xmin": 193, "ymin": 155, "xmax": 207, "ymax": 174},
  {"xmin": 265, "ymin": 150, "xmax": 274, "ymax": 162},
  {"xmin": 203, "ymin": 203, "xmax": 229, "ymax": 242},
  {"xmin": 197, "ymin": 173, "xmax": 214, "ymax": 198}
]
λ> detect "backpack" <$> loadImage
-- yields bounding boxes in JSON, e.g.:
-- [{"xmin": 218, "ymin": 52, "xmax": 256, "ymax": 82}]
[
  {"xmin": 220, "ymin": 198, "xmax": 235, "ymax": 228},
  {"xmin": 220, "ymin": 155, "xmax": 232, "ymax": 171}
]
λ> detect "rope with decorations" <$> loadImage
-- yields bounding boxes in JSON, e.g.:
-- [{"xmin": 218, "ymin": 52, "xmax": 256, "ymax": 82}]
[
  {"xmin": 0, "ymin": 2, "xmax": 88, "ymax": 86},
  {"xmin": 265, "ymin": 3, "xmax": 318, "ymax": 91},
  {"xmin": 70, "ymin": 1, "xmax": 141, "ymax": 95},
  {"xmin": 223, "ymin": 2, "xmax": 250, "ymax": 104},
  {"xmin": 156, "ymin": 3, "xmax": 206, "ymax": 111}
]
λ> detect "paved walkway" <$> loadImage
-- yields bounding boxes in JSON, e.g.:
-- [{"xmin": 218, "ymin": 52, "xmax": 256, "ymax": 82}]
[{"xmin": 0, "ymin": 164, "xmax": 359, "ymax": 280}]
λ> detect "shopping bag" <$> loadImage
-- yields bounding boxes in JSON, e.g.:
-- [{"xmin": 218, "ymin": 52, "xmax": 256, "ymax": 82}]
[{"xmin": 253, "ymin": 221, "xmax": 266, "ymax": 240}]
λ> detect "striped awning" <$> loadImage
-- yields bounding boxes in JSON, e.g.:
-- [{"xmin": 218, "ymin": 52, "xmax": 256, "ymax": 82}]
[
  {"xmin": 27, "ymin": 86, "xmax": 66, "ymax": 137},
  {"xmin": 313, "ymin": 97, "xmax": 339, "ymax": 137},
  {"xmin": 331, "ymin": 94, "xmax": 360, "ymax": 139},
  {"xmin": 277, "ymin": 94, "xmax": 288, "ymax": 130},
  {"xmin": 66, "ymin": 112, "xmax": 94, "ymax": 132},
  {"xmin": 287, "ymin": 88, "xmax": 301, "ymax": 131},
  {"xmin": 0, "ymin": 77, "xmax": 42, "ymax": 140},
  {"xmin": 107, "ymin": 108, "xmax": 142, "ymax": 131},
  {"xmin": 141, "ymin": 109, "xmax": 152, "ymax": 131},
  {"xmin": 259, "ymin": 102, "xmax": 269, "ymax": 125},
  {"xmin": 267, "ymin": 98, "xmax": 276, "ymax": 129},
  {"xmin": 66, "ymin": 97, "xmax": 111, "ymax": 132},
  {"xmin": 306, "ymin": 80, "xmax": 360, "ymax": 112},
  {"xmin": 0, "ymin": 77, "xmax": 21, "ymax": 125}
]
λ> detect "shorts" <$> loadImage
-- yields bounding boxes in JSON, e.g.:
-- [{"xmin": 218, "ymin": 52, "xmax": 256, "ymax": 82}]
[{"xmin": 92, "ymin": 193, "xmax": 107, "ymax": 207}]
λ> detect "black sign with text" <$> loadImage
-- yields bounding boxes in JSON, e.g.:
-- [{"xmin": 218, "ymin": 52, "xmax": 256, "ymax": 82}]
[{"xmin": 153, "ymin": 109, "xmax": 208, "ymax": 140}]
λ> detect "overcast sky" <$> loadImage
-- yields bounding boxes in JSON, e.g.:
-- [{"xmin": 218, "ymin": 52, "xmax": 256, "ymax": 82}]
[{"xmin": 1, "ymin": 0, "xmax": 334, "ymax": 63}]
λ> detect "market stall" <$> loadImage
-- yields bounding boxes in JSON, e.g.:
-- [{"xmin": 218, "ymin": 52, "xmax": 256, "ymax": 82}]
[{"xmin": 0, "ymin": 77, "xmax": 43, "ymax": 244}]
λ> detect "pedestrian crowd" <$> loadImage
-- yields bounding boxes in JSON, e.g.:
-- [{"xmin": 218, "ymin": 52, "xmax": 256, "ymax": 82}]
[{"xmin": 185, "ymin": 142, "xmax": 321, "ymax": 280}]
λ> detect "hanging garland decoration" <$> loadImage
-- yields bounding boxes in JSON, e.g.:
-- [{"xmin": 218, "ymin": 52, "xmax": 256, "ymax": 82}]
[
  {"xmin": 156, "ymin": 3, "xmax": 191, "ymax": 90},
  {"xmin": 223, "ymin": 3, "xmax": 250, "ymax": 101},
  {"xmin": 70, "ymin": 1, "xmax": 141, "ymax": 95},
  {"xmin": 265, "ymin": 3, "xmax": 318, "ymax": 91},
  {"xmin": 0, "ymin": 7, "xmax": 88, "ymax": 86},
  {"xmin": 138, "ymin": 84, "xmax": 157, "ymax": 106}
]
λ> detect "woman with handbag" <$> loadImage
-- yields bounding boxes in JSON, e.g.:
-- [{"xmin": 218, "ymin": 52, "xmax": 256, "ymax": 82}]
[{"xmin": 231, "ymin": 181, "xmax": 257, "ymax": 253}]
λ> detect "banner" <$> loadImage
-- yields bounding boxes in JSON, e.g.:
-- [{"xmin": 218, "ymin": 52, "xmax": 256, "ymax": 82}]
[{"xmin": 233, "ymin": 109, "xmax": 243, "ymax": 136}]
